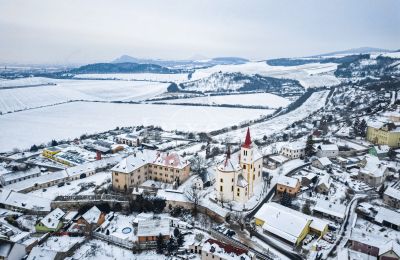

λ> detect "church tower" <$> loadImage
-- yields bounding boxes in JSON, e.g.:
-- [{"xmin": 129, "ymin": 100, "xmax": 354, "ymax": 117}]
[{"xmin": 240, "ymin": 128, "xmax": 256, "ymax": 198}]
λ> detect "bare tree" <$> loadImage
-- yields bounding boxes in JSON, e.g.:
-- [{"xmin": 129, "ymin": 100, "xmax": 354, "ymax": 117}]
[
  {"xmin": 185, "ymin": 185, "xmax": 201, "ymax": 215},
  {"xmin": 189, "ymin": 154, "xmax": 207, "ymax": 178}
]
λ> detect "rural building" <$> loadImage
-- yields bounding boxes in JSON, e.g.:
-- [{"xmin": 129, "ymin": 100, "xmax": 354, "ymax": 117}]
[
  {"xmin": 35, "ymin": 208, "xmax": 65, "ymax": 233},
  {"xmin": 312, "ymin": 157, "xmax": 332, "ymax": 170},
  {"xmin": 115, "ymin": 133, "xmax": 143, "ymax": 147},
  {"xmin": 315, "ymin": 174, "xmax": 332, "ymax": 194},
  {"xmin": 369, "ymin": 145, "xmax": 390, "ymax": 159},
  {"xmin": 383, "ymin": 186, "xmax": 400, "ymax": 209},
  {"xmin": 0, "ymin": 167, "xmax": 41, "ymax": 186},
  {"xmin": 254, "ymin": 203, "xmax": 328, "ymax": 246},
  {"xmin": 215, "ymin": 128, "xmax": 263, "ymax": 203},
  {"xmin": 316, "ymin": 144, "xmax": 339, "ymax": 158},
  {"xmin": 358, "ymin": 155, "xmax": 389, "ymax": 187},
  {"xmin": 312, "ymin": 199, "xmax": 346, "ymax": 221},
  {"xmin": 276, "ymin": 175, "xmax": 300, "ymax": 196},
  {"xmin": 73, "ymin": 206, "xmax": 105, "ymax": 233},
  {"xmin": 137, "ymin": 219, "xmax": 170, "ymax": 244},
  {"xmin": 280, "ymin": 141, "xmax": 306, "ymax": 159},
  {"xmin": 201, "ymin": 239, "xmax": 255, "ymax": 260}
]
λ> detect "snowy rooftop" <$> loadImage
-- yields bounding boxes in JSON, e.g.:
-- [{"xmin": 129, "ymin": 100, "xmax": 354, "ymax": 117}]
[
  {"xmin": 375, "ymin": 207, "xmax": 400, "ymax": 227},
  {"xmin": 313, "ymin": 199, "xmax": 346, "ymax": 219},
  {"xmin": 359, "ymin": 154, "xmax": 387, "ymax": 177},
  {"xmin": 282, "ymin": 141, "xmax": 306, "ymax": 150},
  {"xmin": 82, "ymin": 206, "xmax": 102, "ymax": 224},
  {"xmin": 373, "ymin": 145, "xmax": 390, "ymax": 154},
  {"xmin": 277, "ymin": 175, "xmax": 299, "ymax": 188},
  {"xmin": 27, "ymin": 247, "xmax": 57, "ymax": 260},
  {"xmin": 255, "ymin": 202, "xmax": 328, "ymax": 244},
  {"xmin": 319, "ymin": 144, "xmax": 338, "ymax": 151},
  {"xmin": 317, "ymin": 157, "xmax": 332, "ymax": 166},
  {"xmin": 137, "ymin": 218, "xmax": 170, "ymax": 237},
  {"xmin": 1, "ymin": 166, "xmax": 41, "ymax": 183},
  {"xmin": 40, "ymin": 208, "xmax": 65, "ymax": 229},
  {"xmin": 202, "ymin": 239, "xmax": 251, "ymax": 260},
  {"xmin": 384, "ymin": 186, "xmax": 400, "ymax": 201},
  {"xmin": 112, "ymin": 149, "xmax": 189, "ymax": 174},
  {"xmin": 0, "ymin": 188, "xmax": 51, "ymax": 212}
]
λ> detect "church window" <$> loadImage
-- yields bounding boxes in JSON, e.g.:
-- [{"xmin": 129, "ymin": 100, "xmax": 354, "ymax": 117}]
[
  {"xmin": 243, "ymin": 165, "xmax": 246, "ymax": 169},
  {"xmin": 231, "ymin": 186, "xmax": 234, "ymax": 191},
  {"xmin": 220, "ymin": 178, "xmax": 223, "ymax": 183},
  {"xmin": 220, "ymin": 186, "xmax": 223, "ymax": 192},
  {"xmin": 253, "ymin": 174, "xmax": 255, "ymax": 180}
]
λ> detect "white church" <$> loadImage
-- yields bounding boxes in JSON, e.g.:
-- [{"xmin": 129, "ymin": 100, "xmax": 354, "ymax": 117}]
[{"xmin": 215, "ymin": 128, "xmax": 263, "ymax": 204}]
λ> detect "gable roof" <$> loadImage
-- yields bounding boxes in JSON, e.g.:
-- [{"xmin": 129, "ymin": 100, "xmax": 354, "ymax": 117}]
[
  {"xmin": 277, "ymin": 175, "xmax": 299, "ymax": 188},
  {"xmin": 384, "ymin": 186, "xmax": 400, "ymax": 201},
  {"xmin": 40, "ymin": 208, "xmax": 65, "ymax": 229},
  {"xmin": 379, "ymin": 240, "xmax": 400, "ymax": 257},
  {"xmin": 82, "ymin": 206, "xmax": 101, "ymax": 224}
]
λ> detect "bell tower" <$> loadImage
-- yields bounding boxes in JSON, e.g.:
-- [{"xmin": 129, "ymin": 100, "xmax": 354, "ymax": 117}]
[{"xmin": 240, "ymin": 128, "xmax": 255, "ymax": 197}]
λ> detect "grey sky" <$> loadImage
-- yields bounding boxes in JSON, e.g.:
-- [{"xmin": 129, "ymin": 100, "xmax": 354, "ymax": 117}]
[{"xmin": 0, "ymin": 0, "xmax": 399, "ymax": 64}]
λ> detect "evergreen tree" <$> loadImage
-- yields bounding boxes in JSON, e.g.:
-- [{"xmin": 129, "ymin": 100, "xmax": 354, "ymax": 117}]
[
  {"xmin": 51, "ymin": 140, "xmax": 58, "ymax": 146},
  {"xmin": 302, "ymin": 200, "xmax": 312, "ymax": 215},
  {"xmin": 177, "ymin": 233, "xmax": 184, "ymax": 247},
  {"xmin": 156, "ymin": 233, "xmax": 165, "ymax": 254},
  {"xmin": 305, "ymin": 135, "xmax": 314, "ymax": 157},
  {"xmin": 388, "ymin": 148, "xmax": 396, "ymax": 160},
  {"xmin": 359, "ymin": 119, "xmax": 367, "ymax": 137},
  {"xmin": 353, "ymin": 117, "xmax": 360, "ymax": 136},
  {"xmin": 167, "ymin": 237, "xmax": 176, "ymax": 254},
  {"xmin": 30, "ymin": 145, "xmax": 38, "ymax": 152},
  {"xmin": 280, "ymin": 191, "xmax": 292, "ymax": 207},
  {"xmin": 173, "ymin": 227, "xmax": 180, "ymax": 237}
]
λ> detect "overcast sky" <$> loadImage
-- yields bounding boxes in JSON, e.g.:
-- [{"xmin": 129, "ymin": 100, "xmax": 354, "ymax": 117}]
[{"xmin": 0, "ymin": 0, "xmax": 399, "ymax": 64}]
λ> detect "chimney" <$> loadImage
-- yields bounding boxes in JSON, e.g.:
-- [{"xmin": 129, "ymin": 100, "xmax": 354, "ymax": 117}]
[{"xmin": 96, "ymin": 151, "xmax": 102, "ymax": 160}]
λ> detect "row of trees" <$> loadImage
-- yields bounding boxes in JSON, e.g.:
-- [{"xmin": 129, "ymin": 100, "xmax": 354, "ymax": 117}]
[{"xmin": 156, "ymin": 227, "xmax": 185, "ymax": 254}]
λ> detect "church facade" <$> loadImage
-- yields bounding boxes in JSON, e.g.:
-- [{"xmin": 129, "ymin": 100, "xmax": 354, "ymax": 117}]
[{"xmin": 215, "ymin": 128, "xmax": 263, "ymax": 204}]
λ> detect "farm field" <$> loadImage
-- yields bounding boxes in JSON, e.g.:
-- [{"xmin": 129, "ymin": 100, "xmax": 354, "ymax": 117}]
[
  {"xmin": 74, "ymin": 73, "xmax": 190, "ymax": 83},
  {"xmin": 0, "ymin": 78, "xmax": 168, "ymax": 113},
  {"xmin": 159, "ymin": 93, "xmax": 291, "ymax": 108},
  {"xmin": 0, "ymin": 102, "xmax": 274, "ymax": 152}
]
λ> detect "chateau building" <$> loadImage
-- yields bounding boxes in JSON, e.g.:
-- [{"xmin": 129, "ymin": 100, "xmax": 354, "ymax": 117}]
[
  {"xmin": 111, "ymin": 149, "xmax": 190, "ymax": 193},
  {"xmin": 215, "ymin": 128, "xmax": 263, "ymax": 204}
]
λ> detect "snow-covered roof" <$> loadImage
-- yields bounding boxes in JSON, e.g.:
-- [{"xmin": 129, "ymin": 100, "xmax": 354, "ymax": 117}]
[
  {"xmin": 317, "ymin": 157, "xmax": 332, "ymax": 166},
  {"xmin": 236, "ymin": 174, "xmax": 248, "ymax": 188},
  {"xmin": 66, "ymin": 155, "xmax": 122, "ymax": 177},
  {"xmin": 317, "ymin": 174, "xmax": 331, "ymax": 189},
  {"xmin": 282, "ymin": 141, "xmax": 306, "ymax": 151},
  {"xmin": 82, "ymin": 206, "xmax": 102, "ymax": 224},
  {"xmin": 375, "ymin": 207, "xmax": 400, "ymax": 227},
  {"xmin": 277, "ymin": 175, "xmax": 299, "ymax": 188},
  {"xmin": 217, "ymin": 155, "xmax": 241, "ymax": 172},
  {"xmin": 40, "ymin": 208, "xmax": 65, "ymax": 229},
  {"xmin": 63, "ymin": 211, "xmax": 79, "ymax": 221},
  {"xmin": 137, "ymin": 218, "xmax": 170, "ymax": 237},
  {"xmin": 112, "ymin": 149, "xmax": 189, "ymax": 174},
  {"xmin": 359, "ymin": 155, "xmax": 387, "ymax": 177},
  {"xmin": 379, "ymin": 240, "xmax": 400, "ymax": 257},
  {"xmin": 255, "ymin": 203, "xmax": 328, "ymax": 244},
  {"xmin": 319, "ymin": 144, "xmax": 338, "ymax": 151},
  {"xmin": 0, "ymin": 188, "xmax": 51, "ymax": 212},
  {"xmin": 1, "ymin": 167, "xmax": 41, "ymax": 183},
  {"xmin": 313, "ymin": 199, "xmax": 346, "ymax": 219},
  {"xmin": 384, "ymin": 186, "xmax": 400, "ymax": 201},
  {"xmin": 27, "ymin": 247, "xmax": 57, "ymax": 260}
]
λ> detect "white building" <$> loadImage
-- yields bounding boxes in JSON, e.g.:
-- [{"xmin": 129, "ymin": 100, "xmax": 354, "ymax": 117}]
[
  {"xmin": 312, "ymin": 157, "xmax": 332, "ymax": 170},
  {"xmin": 215, "ymin": 128, "xmax": 263, "ymax": 204},
  {"xmin": 316, "ymin": 144, "xmax": 339, "ymax": 158},
  {"xmin": 280, "ymin": 141, "xmax": 306, "ymax": 159}
]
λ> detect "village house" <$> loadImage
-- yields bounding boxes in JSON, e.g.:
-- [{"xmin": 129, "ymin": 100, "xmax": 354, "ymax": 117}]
[
  {"xmin": 201, "ymin": 239, "xmax": 255, "ymax": 260},
  {"xmin": 367, "ymin": 120, "xmax": 400, "ymax": 148},
  {"xmin": 137, "ymin": 219, "xmax": 170, "ymax": 245},
  {"xmin": 254, "ymin": 202, "xmax": 328, "ymax": 246},
  {"xmin": 276, "ymin": 175, "xmax": 301, "ymax": 197},
  {"xmin": 316, "ymin": 144, "xmax": 339, "ymax": 158},
  {"xmin": 215, "ymin": 128, "xmax": 263, "ymax": 203},
  {"xmin": 383, "ymin": 186, "xmax": 400, "ymax": 209},
  {"xmin": 374, "ymin": 206, "xmax": 400, "ymax": 230},
  {"xmin": 115, "ymin": 133, "xmax": 144, "ymax": 147},
  {"xmin": 315, "ymin": 174, "xmax": 332, "ymax": 194},
  {"xmin": 280, "ymin": 141, "xmax": 306, "ymax": 159},
  {"xmin": 358, "ymin": 155, "xmax": 390, "ymax": 187},
  {"xmin": 312, "ymin": 199, "xmax": 346, "ymax": 221},
  {"xmin": 0, "ymin": 188, "xmax": 51, "ymax": 213},
  {"xmin": 35, "ymin": 208, "xmax": 65, "ymax": 233},
  {"xmin": 369, "ymin": 145, "xmax": 390, "ymax": 159},
  {"xmin": 112, "ymin": 149, "xmax": 190, "ymax": 193},
  {"xmin": 301, "ymin": 172, "xmax": 317, "ymax": 187},
  {"xmin": 0, "ymin": 241, "xmax": 26, "ymax": 260},
  {"xmin": 72, "ymin": 206, "xmax": 106, "ymax": 234},
  {"xmin": 312, "ymin": 157, "xmax": 332, "ymax": 170}
]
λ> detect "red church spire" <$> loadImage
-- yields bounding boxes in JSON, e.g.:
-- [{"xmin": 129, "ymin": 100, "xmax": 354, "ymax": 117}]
[{"xmin": 241, "ymin": 128, "xmax": 252, "ymax": 148}]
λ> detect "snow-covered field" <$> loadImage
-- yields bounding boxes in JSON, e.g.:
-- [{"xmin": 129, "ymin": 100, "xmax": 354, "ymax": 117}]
[
  {"xmin": 160, "ymin": 93, "xmax": 291, "ymax": 108},
  {"xmin": 216, "ymin": 90, "xmax": 329, "ymax": 142},
  {"xmin": 74, "ymin": 73, "xmax": 190, "ymax": 83},
  {"xmin": 0, "ymin": 103, "xmax": 274, "ymax": 152},
  {"xmin": 190, "ymin": 61, "xmax": 340, "ymax": 88},
  {"xmin": 0, "ymin": 78, "xmax": 168, "ymax": 113}
]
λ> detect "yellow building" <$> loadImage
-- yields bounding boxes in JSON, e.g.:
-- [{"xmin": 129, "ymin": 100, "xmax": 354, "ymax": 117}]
[
  {"xmin": 254, "ymin": 202, "xmax": 328, "ymax": 246},
  {"xmin": 42, "ymin": 147, "xmax": 61, "ymax": 158},
  {"xmin": 111, "ymin": 149, "xmax": 190, "ymax": 192},
  {"xmin": 367, "ymin": 121, "xmax": 400, "ymax": 148}
]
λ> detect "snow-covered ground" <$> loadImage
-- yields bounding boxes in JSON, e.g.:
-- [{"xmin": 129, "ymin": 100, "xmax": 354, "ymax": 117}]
[
  {"xmin": 190, "ymin": 61, "xmax": 340, "ymax": 88},
  {"xmin": 0, "ymin": 78, "xmax": 168, "ymax": 113},
  {"xmin": 0, "ymin": 102, "xmax": 274, "ymax": 152},
  {"xmin": 216, "ymin": 90, "xmax": 329, "ymax": 142},
  {"xmin": 66, "ymin": 239, "xmax": 165, "ymax": 260},
  {"xmin": 74, "ymin": 73, "xmax": 190, "ymax": 83},
  {"xmin": 160, "ymin": 93, "xmax": 291, "ymax": 108}
]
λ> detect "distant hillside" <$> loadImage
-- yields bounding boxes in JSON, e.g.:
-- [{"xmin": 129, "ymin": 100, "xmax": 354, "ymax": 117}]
[
  {"xmin": 174, "ymin": 72, "xmax": 304, "ymax": 94},
  {"xmin": 112, "ymin": 55, "xmax": 249, "ymax": 68},
  {"xmin": 266, "ymin": 54, "xmax": 368, "ymax": 67},
  {"xmin": 68, "ymin": 62, "xmax": 178, "ymax": 74},
  {"xmin": 315, "ymin": 47, "xmax": 393, "ymax": 57}
]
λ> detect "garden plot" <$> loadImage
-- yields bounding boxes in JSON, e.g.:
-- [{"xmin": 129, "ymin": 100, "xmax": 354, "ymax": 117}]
[
  {"xmin": 0, "ymin": 103, "xmax": 274, "ymax": 152},
  {"xmin": 160, "ymin": 93, "xmax": 291, "ymax": 108},
  {"xmin": 190, "ymin": 61, "xmax": 341, "ymax": 88},
  {"xmin": 0, "ymin": 78, "xmax": 168, "ymax": 113}
]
